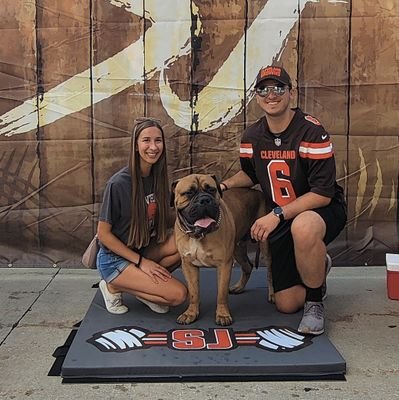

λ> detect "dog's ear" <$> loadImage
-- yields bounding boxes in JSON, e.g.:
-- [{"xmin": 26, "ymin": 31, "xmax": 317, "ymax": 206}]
[
  {"xmin": 170, "ymin": 179, "xmax": 179, "ymax": 207},
  {"xmin": 211, "ymin": 175, "xmax": 223, "ymax": 198}
]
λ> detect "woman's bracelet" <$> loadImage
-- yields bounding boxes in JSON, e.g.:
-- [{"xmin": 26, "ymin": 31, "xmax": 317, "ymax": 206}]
[
  {"xmin": 220, "ymin": 182, "xmax": 229, "ymax": 191},
  {"xmin": 136, "ymin": 254, "xmax": 143, "ymax": 268}
]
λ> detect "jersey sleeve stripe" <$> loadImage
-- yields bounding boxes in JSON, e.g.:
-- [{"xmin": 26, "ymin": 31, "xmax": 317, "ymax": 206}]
[
  {"xmin": 299, "ymin": 144, "xmax": 332, "ymax": 154},
  {"xmin": 299, "ymin": 152, "xmax": 333, "ymax": 160},
  {"xmin": 240, "ymin": 143, "xmax": 253, "ymax": 158},
  {"xmin": 299, "ymin": 142, "xmax": 333, "ymax": 159},
  {"xmin": 299, "ymin": 140, "xmax": 332, "ymax": 149}
]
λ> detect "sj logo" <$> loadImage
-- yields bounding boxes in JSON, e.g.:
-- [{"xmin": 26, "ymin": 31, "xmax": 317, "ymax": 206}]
[
  {"xmin": 172, "ymin": 329, "xmax": 234, "ymax": 350},
  {"xmin": 87, "ymin": 326, "xmax": 313, "ymax": 353}
]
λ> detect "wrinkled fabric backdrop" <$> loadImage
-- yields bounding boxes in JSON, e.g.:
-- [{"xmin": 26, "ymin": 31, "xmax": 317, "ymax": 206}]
[{"xmin": 0, "ymin": 0, "xmax": 398, "ymax": 267}]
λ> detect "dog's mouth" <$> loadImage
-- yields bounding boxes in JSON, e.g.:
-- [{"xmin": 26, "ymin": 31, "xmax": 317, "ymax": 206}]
[
  {"xmin": 194, "ymin": 217, "xmax": 216, "ymax": 229},
  {"xmin": 177, "ymin": 211, "xmax": 221, "ymax": 239}
]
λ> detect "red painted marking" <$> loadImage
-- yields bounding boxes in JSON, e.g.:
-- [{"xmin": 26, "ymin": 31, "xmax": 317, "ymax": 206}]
[
  {"xmin": 172, "ymin": 329, "xmax": 206, "ymax": 350},
  {"xmin": 236, "ymin": 341, "xmax": 258, "ymax": 345},
  {"xmin": 207, "ymin": 329, "xmax": 233, "ymax": 350}
]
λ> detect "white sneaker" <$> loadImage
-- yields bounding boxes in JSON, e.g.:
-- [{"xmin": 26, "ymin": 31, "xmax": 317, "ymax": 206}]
[
  {"xmin": 99, "ymin": 280, "xmax": 129, "ymax": 314},
  {"xmin": 136, "ymin": 296, "xmax": 169, "ymax": 314}
]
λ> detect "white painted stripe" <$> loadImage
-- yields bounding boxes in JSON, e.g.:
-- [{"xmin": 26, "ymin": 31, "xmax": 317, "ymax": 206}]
[
  {"xmin": 258, "ymin": 339, "xmax": 279, "ymax": 350},
  {"xmin": 235, "ymin": 336, "xmax": 259, "ymax": 340},
  {"xmin": 281, "ymin": 329, "xmax": 305, "ymax": 341},
  {"xmin": 95, "ymin": 338, "xmax": 116, "ymax": 350}
]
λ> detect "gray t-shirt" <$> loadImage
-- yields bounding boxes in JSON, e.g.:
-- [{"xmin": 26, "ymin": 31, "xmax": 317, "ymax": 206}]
[{"xmin": 98, "ymin": 167, "xmax": 156, "ymax": 247}]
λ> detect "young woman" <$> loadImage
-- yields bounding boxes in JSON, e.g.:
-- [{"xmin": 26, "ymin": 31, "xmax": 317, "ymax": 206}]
[{"xmin": 96, "ymin": 118, "xmax": 187, "ymax": 314}]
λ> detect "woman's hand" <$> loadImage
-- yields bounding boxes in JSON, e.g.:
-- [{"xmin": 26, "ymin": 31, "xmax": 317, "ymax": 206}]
[{"xmin": 139, "ymin": 258, "xmax": 172, "ymax": 284}]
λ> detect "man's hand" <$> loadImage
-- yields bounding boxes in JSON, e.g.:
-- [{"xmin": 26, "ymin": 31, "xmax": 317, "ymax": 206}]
[
  {"xmin": 250, "ymin": 212, "xmax": 280, "ymax": 242},
  {"xmin": 139, "ymin": 258, "xmax": 172, "ymax": 284}
]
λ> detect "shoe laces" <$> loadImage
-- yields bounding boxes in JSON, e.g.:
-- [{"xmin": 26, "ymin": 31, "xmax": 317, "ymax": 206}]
[
  {"xmin": 110, "ymin": 293, "xmax": 122, "ymax": 307},
  {"xmin": 305, "ymin": 302, "xmax": 324, "ymax": 319}
]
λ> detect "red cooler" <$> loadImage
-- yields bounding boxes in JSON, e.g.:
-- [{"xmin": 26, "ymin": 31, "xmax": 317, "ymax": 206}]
[{"xmin": 386, "ymin": 253, "xmax": 399, "ymax": 300}]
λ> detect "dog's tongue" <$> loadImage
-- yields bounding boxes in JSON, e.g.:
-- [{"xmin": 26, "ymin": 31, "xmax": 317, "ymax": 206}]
[{"xmin": 194, "ymin": 217, "xmax": 216, "ymax": 228}]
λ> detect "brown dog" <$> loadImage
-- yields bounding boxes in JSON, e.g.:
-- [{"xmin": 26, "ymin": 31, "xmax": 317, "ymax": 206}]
[{"xmin": 172, "ymin": 174, "xmax": 272, "ymax": 326}]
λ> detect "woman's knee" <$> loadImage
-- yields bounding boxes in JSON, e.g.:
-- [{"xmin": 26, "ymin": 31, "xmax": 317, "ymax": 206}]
[{"xmin": 167, "ymin": 283, "xmax": 187, "ymax": 306}]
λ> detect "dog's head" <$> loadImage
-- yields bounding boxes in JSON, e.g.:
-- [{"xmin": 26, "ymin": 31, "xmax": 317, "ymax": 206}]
[{"xmin": 171, "ymin": 174, "xmax": 223, "ymax": 237}]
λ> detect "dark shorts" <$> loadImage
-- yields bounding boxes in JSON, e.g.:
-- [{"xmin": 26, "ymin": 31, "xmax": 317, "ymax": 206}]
[{"xmin": 268, "ymin": 198, "xmax": 347, "ymax": 293}]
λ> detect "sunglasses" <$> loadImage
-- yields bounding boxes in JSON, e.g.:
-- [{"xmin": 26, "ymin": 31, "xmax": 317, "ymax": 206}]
[{"xmin": 255, "ymin": 85, "xmax": 289, "ymax": 97}]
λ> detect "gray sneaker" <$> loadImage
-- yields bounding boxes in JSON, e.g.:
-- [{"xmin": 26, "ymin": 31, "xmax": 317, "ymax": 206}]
[
  {"xmin": 99, "ymin": 280, "xmax": 129, "ymax": 314},
  {"xmin": 298, "ymin": 301, "xmax": 325, "ymax": 335},
  {"xmin": 322, "ymin": 253, "xmax": 332, "ymax": 300}
]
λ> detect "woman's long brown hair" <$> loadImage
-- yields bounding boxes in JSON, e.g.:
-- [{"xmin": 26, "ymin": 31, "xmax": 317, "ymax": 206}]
[{"xmin": 127, "ymin": 118, "xmax": 169, "ymax": 249}]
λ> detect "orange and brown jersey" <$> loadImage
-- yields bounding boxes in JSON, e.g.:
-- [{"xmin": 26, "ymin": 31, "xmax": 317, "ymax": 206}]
[{"xmin": 240, "ymin": 108, "xmax": 344, "ymax": 208}]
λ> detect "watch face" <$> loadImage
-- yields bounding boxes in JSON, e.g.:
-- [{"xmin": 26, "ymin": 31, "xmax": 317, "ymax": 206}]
[
  {"xmin": 274, "ymin": 207, "xmax": 283, "ymax": 215},
  {"xmin": 273, "ymin": 207, "xmax": 284, "ymax": 221}
]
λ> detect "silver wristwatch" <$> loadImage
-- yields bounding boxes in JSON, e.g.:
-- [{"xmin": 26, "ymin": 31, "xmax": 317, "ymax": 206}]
[{"xmin": 272, "ymin": 206, "xmax": 284, "ymax": 222}]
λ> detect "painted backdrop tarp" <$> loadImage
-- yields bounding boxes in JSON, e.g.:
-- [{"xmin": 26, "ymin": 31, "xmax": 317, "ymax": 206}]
[{"xmin": 0, "ymin": 0, "xmax": 398, "ymax": 267}]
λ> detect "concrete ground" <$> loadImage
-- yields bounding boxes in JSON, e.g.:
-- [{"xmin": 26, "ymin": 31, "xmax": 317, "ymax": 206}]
[{"xmin": 0, "ymin": 266, "xmax": 398, "ymax": 400}]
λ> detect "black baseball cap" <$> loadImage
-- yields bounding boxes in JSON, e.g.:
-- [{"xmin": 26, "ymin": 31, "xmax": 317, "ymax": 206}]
[{"xmin": 255, "ymin": 66, "xmax": 292, "ymax": 89}]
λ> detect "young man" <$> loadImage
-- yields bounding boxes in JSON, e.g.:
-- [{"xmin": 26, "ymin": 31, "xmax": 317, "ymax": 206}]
[{"xmin": 220, "ymin": 66, "xmax": 347, "ymax": 335}]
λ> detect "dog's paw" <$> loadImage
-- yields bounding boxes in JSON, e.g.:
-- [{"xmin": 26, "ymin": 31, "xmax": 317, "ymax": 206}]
[
  {"xmin": 229, "ymin": 273, "xmax": 250, "ymax": 295},
  {"xmin": 229, "ymin": 284, "xmax": 245, "ymax": 295},
  {"xmin": 216, "ymin": 314, "xmax": 233, "ymax": 326},
  {"xmin": 216, "ymin": 305, "xmax": 233, "ymax": 326},
  {"xmin": 176, "ymin": 311, "xmax": 199, "ymax": 325}
]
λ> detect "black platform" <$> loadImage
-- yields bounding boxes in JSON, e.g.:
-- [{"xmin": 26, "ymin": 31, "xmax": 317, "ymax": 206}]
[{"xmin": 61, "ymin": 269, "xmax": 346, "ymax": 382}]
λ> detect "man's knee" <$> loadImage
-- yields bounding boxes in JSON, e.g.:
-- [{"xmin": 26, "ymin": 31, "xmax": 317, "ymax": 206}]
[
  {"xmin": 291, "ymin": 211, "xmax": 326, "ymax": 246},
  {"xmin": 275, "ymin": 298, "xmax": 302, "ymax": 314},
  {"xmin": 274, "ymin": 287, "xmax": 305, "ymax": 314}
]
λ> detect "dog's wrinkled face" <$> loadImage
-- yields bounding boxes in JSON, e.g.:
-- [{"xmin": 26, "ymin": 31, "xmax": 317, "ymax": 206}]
[{"xmin": 172, "ymin": 174, "xmax": 221, "ymax": 232}]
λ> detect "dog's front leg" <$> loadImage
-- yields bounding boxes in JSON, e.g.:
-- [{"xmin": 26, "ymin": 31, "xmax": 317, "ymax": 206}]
[
  {"xmin": 216, "ymin": 260, "xmax": 233, "ymax": 326},
  {"xmin": 176, "ymin": 261, "xmax": 200, "ymax": 325}
]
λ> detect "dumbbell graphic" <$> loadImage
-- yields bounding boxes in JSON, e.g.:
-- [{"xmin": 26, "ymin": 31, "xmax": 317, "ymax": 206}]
[
  {"xmin": 88, "ymin": 326, "xmax": 312, "ymax": 353},
  {"xmin": 88, "ymin": 327, "xmax": 147, "ymax": 353}
]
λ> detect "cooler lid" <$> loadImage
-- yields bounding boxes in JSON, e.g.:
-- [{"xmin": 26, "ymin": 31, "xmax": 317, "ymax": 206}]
[{"xmin": 386, "ymin": 253, "xmax": 399, "ymax": 272}]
